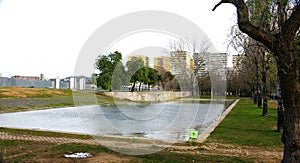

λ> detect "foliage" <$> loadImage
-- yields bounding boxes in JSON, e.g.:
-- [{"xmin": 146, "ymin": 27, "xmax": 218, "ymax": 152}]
[
  {"xmin": 126, "ymin": 58, "xmax": 145, "ymax": 91},
  {"xmin": 197, "ymin": 76, "xmax": 211, "ymax": 95},
  {"xmin": 95, "ymin": 51, "xmax": 124, "ymax": 90},
  {"xmin": 157, "ymin": 69, "xmax": 175, "ymax": 90},
  {"xmin": 126, "ymin": 59, "xmax": 159, "ymax": 91},
  {"xmin": 146, "ymin": 67, "xmax": 158, "ymax": 87}
]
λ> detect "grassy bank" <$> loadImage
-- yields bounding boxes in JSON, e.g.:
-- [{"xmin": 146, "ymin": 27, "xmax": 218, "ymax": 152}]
[
  {"xmin": 208, "ymin": 97, "xmax": 283, "ymax": 147},
  {"xmin": 0, "ymin": 87, "xmax": 116, "ymax": 113}
]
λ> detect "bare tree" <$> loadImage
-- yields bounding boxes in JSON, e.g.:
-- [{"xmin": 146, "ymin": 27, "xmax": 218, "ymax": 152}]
[
  {"xmin": 166, "ymin": 38, "xmax": 212, "ymax": 96},
  {"xmin": 213, "ymin": 0, "xmax": 300, "ymax": 162}
]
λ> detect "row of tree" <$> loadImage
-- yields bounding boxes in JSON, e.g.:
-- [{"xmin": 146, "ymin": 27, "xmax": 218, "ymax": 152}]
[{"xmin": 94, "ymin": 51, "xmax": 179, "ymax": 92}]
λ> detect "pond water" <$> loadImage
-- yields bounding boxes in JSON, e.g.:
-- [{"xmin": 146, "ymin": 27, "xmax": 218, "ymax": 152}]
[{"xmin": 0, "ymin": 101, "xmax": 226, "ymax": 141}]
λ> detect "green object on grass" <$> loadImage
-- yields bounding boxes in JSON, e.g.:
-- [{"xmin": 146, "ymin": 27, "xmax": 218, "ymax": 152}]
[{"xmin": 189, "ymin": 130, "xmax": 198, "ymax": 139}]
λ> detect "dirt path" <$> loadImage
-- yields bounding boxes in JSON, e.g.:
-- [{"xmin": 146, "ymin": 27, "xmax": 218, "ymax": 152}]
[
  {"xmin": 171, "ymin": 143, "xmax": 283, "ymax": 162},
  {"xmin": 0, "ymin": 131, "xmax": 283, "ymax": 162}
]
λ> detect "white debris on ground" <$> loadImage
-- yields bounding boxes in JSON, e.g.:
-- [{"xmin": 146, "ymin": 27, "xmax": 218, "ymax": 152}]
[{"xmin": 64, "ymin": 152, "xmax": 92, "ymax": 158}]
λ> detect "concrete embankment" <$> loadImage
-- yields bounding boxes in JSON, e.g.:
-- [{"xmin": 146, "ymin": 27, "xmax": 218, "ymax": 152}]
[
  {"xmin": 197, "ymin": 99, "xmax": 240, "ymax": 143},
  {"xmin": 102, "ymin": 91, "xmax": 191, "ymax": 102}
]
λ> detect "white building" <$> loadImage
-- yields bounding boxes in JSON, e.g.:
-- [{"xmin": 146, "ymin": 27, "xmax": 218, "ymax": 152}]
[
  {"xmin": 170, "ymin": 50, "xmax": 192, "ymax": 76},
  {"xmin": 196, "ymin": 52, "xmax": 228, "ymax": 80}
]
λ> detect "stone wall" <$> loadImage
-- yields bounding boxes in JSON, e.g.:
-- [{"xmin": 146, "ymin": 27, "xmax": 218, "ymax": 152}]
[{"xmin": 103, "ymin": 91, "xmax": 191, "ymax": 102}]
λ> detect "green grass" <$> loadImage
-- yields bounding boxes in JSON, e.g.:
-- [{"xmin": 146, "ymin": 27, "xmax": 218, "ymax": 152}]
[
  {"xmin": 0, "ymin": 88, "xmax": 120, "ymax": 113},
  {"xmin": 184, "ymin": 95, "xmax": 239, "ymax": 99},
  {"xmin": 0, "ymin": 87, "xmax": 73, "ymax": 98},
  {"xmin": 131, "ymin": 151, "xmax": 253, "ymax": 163},
  {"xmin": 208, "ymin": 97, "xmax": 283, "ymax": 147}
]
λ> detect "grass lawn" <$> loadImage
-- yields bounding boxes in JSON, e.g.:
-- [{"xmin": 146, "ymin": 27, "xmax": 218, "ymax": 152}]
[
  {"xmin": 208, "ymin": 97, "xmax": 283, "ymax": 147},
  {"xmin": 0, "ymin": 86, "xmax": 117, "ymax": 113}
]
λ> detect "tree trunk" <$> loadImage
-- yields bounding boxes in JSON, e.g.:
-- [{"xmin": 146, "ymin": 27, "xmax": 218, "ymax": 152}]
[
  {"xmin": 255, "ymin": 56, "xmax": 259, "ymax": 105},
  {"xmin": 280, "ymin": 73, "xmax": 300, "ymax": 162},
  {"xmin": 257, "ymin": 90, "xmax": 262, "ymax": 108},
  {"xmin": 138, "ymin": 82, "xmax": 142, "ymax": 91},
  {"xmin": 276, "ymin": 47, "xmax": 300, "ymax": 162},
  {"xmin": 277, "ymin": 79, "xmax": 284, "ymax": 133},
  {"xmin": 252, "ymin": 84, "xmax": 257, "ymax": 103},
  {"xmin": 131, "ymin": 82, "xmax": 136, "ymax": 92},
  {"xmin": 262, "ymin": 51, "xmax": 268, "ymax": 116}
]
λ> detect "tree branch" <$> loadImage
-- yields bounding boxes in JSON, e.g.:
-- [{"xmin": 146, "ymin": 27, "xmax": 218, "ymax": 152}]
[
  {"xmin": 213, "ymin": 0, "xmax": 277, "ymax": 50},
  {"xmin": 282, "ymin": 4, "xmax": 300, "ymax": 39}
]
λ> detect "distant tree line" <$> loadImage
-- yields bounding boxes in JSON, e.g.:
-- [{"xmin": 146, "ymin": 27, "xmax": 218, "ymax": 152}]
[{"xmin": 94, "ymin": 51, "xmax": 178, "ymax": 92}]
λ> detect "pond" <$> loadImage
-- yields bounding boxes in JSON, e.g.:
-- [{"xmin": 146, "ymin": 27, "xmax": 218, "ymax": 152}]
[{"xmin": 0, "ymin": 100, "xmax": 228, "ymax": 141}]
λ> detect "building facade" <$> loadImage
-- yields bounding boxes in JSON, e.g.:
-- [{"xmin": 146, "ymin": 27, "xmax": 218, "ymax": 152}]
[
  {"xmin": 195, "ymin": 52, "xmax": 228, "ymax": 80},
  {"xmin": 154, "ymin": 56, "xmax": 171, "ymax": 73},
  {"xmin": 169, "ymin": 50, "xmax": 192, "ymax": 76},
  {"xmin": 127, "ymin": 54, "xmax": 150, "ymax": 67}
]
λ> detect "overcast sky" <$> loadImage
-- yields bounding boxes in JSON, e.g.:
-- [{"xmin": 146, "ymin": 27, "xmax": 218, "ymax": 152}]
[{"xmin": 0, "ymin": 0, "xmax": 236, "ymax": 79}]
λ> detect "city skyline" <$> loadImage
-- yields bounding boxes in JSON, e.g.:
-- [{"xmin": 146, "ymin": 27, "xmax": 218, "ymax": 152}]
[{"xmin": 0, "ymin": 51, "xmax": 234, "ymax": 79}]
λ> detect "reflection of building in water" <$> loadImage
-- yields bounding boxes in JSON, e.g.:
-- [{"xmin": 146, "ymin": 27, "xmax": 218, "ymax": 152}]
[
  {"xmin": 154, "ymin": 56, "xmax": 171, "ymax": 73},
  {"xmin": 128, "ymin": 54, "xmax": 150, "ymax": 67}
]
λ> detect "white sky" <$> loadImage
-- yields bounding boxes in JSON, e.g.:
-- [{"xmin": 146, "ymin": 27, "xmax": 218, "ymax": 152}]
[{"xmin": 0, "ymin": 0, "xmax": 236, "ymax": 79}]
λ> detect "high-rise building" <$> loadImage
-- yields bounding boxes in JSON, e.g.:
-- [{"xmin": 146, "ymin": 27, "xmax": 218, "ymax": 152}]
[
  {"xmin": 169, "ymin": 50, "xmax": 192, "ymax": 76},
  {"xmin": 127, "ymin": 54, "xmax": 150, "ymax": 67},
  {"xmin": 195, "ymin": 52, "xmax": 228, "ymax": 80},
  {"xmin": 154, "ymin": 56, "xmax": 171, "ymax": 73}
]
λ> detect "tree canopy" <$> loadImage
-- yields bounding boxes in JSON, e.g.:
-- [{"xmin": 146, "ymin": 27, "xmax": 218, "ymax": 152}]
[{"xmin": 95, "ymin": 51, "xmax": 124, "ymax": 90}]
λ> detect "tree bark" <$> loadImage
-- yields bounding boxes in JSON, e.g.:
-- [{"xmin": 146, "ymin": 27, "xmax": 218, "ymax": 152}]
[
  {"xmin": 277, "ymin": 79, "xmax": 284, "ymax": 133},
  {"xmin": 139, "ymin": 82, "xmax": 142, "ymax": 91},
  {"xmin": 131, "ymin": 82, "xmax": 136, "ymax": 92},
  {"xmin": 254, "ymin": 56, "xmax": 261, "ymax": 107},
  {"xmin": 262, "ymin": 51, "xmax": 268, "ymax": 116},
  {"xmin": 276, "ymin": 39, "xmax": 300, "ymax": 162}
]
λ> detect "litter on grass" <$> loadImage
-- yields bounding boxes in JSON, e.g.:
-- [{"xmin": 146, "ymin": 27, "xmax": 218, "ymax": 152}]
[{"xmin": 64, "ymin": 152, "xmax": 92, "ymax": 158}]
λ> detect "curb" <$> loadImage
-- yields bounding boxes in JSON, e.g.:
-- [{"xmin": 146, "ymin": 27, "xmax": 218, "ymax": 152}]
[{"xmin": 197, "ymin": 99, "xmax": 240, "ymax": 143}]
